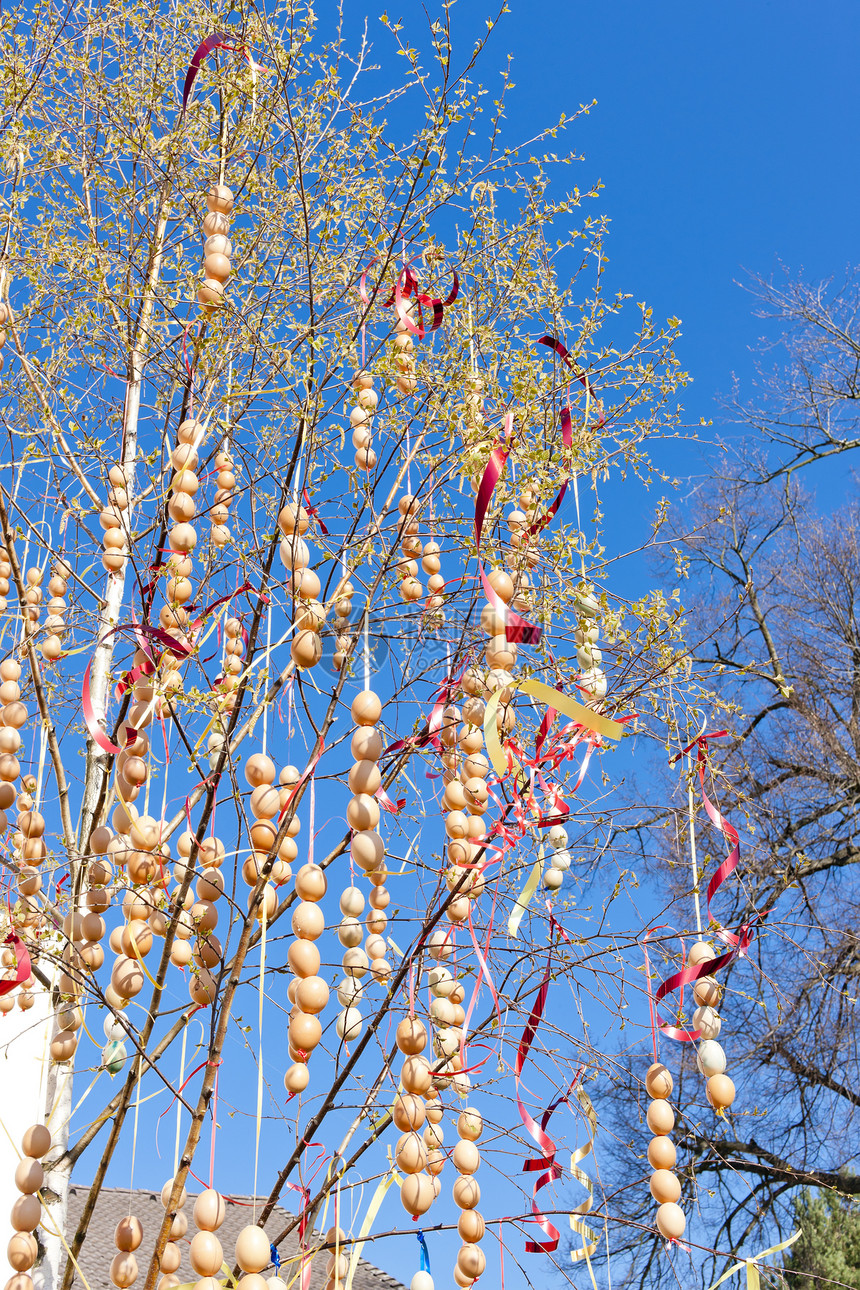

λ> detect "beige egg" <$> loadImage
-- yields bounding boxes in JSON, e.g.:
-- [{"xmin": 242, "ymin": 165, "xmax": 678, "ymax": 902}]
[
  {"xmin": 284, "ymin": 1062, "xmax": 310, "ymax": 1094},
  {"xmin": 646, "ymin": 1099, "xmax": 675, "ymax": 1135},
  {"xmin": 452, "ymin": 1176, "xmax": 481, "ymax": 1210},
  {"xmin": 395, "ymin": 1131, "xmax": 428, "ymax": 1174},
  {"xmin": 693, "ymin": 975, "xmax": 721, "ymax": 1007},
  {"xmin": 396, "ymin": 1017, "xmax": 427, "ymax": 1055},
  {"xmin": 190, "ymin": 1230, "xmax": 224, "ymax": 1276},
  {"xmin": 14, "ymin": 1158, "xmax": 44, "ymax": 1195},
  {"xmin": 647, "ymin": 1136, "xmax": 676, "ymax": 1171},
  {"xmin": 160, "ymin": 1179, "xmax": 188, "ymax": 1210},
  {"xmin": 688, "ymin": 940, "xmax": 716, "ymax": 966},
  {"xmin": 295, "ymin": 975, "xmax": 329, "ymax": 1015},
  {"xmin": 351, "ymin": 691, "xmax": 381, "ymax": 726},
  {"xmin": 644, "ymin": 1061, "xmax": 673, "ymax": 1099},
  {"xmin": 109, "ymin": 1253, "xmax": 138, "ymax": 1288},
  {"xmin": 655, "ymin": 1201, "xmax": 686, "ymax": 1240},
  {"xmin": 114, "ymin": 1216, "xmax": 143, "ymax": 1252},
  {"xmin": 339, "ymin": 886, "xmax": 365, "ymax": 917},
  {"xmin": 291, "ymin": 901, "xmax": 324, "ymax": 940},
  {"xmin": 401, "ymin": 1055, "xmax": 433, "ymax": 1095},
  {"xmin": 8, "ymin": 1232, "xmax": 37, "ymax": 1272},
  {"xmin": 289, "ymin": 1012, "xmax": 322, "ymax": 1052},
  {"xmin": 245, "ymin": 754, "xmax": 276, "ymax": 788},
  {"xmin": 706, "ymin": 1073, "xmax": 736, "ymax": 1110},
  {"xmin": 21, "ymin": 1124, "xmax": 51, "ymax": 1158},
  {"xmin": 159, "ymin": 1242, "xmax": 182, "ymax": 1273},
  {"xmin": 351, "ymin": 727, "xmax": 383, "ymax": 760},
  {"xmin": 458, "ymin": 1210, "xmax": 485, "ymax": 1243},
  {"xmin": 457, "ymin": 1108, "xmax": 483, "ymax": 1142},
  {"xmin": 10, "ymin": 1194, "xmax": 41, "ymax": 1231},
  {"xmin": 392, "ymin": 1092, "xmax": 426, "ymax": 1132},
  {"xmin": 457, "ymin": 1245, "xmax": 486, "ymax": 1279},
  {"xmin": 453, "ymin": 1140, "xmax": 480, "ymax": 1174},
  {"xmin": 348, "ymin": 761, "xmax": 381, "ymax": 795},
  {"xmin": 346, "ymin": 794, "xmax": 380, "ymax": 831},
  {"xmin": 288, "ymin": 940, "xmax": 320, "ymax": 978},
  {"xmin": 235, "ymin": 1224, "xmax": 271, "ymax": 1273},
  {"xmin": 295, "ymin": 864, "xmax": 327, "ymax": 902},
  {"xmin": 193, "ymin": 1188, "xmax": 227, "ymax": 1232},
  {"xmin": 649, "ymin": 1169, "xmax": 681, "ymax": 1204},
  {"xmin": 351, "ymin": 830, "xmax": 385, "ymax": 871},
  {"xmin": 399, "ymin": 1173, "xmax": 435, "ymax": 1217}
]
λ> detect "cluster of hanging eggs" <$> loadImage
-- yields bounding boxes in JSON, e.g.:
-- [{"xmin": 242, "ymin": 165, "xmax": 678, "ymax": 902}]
[
  {"xmin": 209, "ymin": 442, "xmax": 236, "ymax": 549},
  {"xmin": 575, "ymin": 586, "xmax": 608, "ymax": 709},
  {"xmin": 644, "ymin": 1062, "xmax": 685, "ymax": 1241},
  {"xmin": 351, "ymin": 369, "xmax": 378, "ymax": 472},
  {"xmin": 689, "ymin": 940, "xmax": 735, "ymax": 1112},
  {"xmin": 7, "ymin": 1124, "xmax": 52, "ymax": 1290},
  {"xmin": 440, "ymin": 690, "xmax": 490, "ymax": 922},
  {"xmin": 188, "ymin": 1187, "xmax": 228, "ymax": 1287},
  {"xmin": 544, "ymin": 822, "xmax": 573, "ymax": 893},
  {"xmin": 100, "ymin": 464, "xmax": 131, "ymax": 576},
  {"xmin": 393, "ymin": 312, "xmax": 418, "ymax": 396},
  {"xmin": 212, "ymin": 615, "xmax": 245, "ymax": 731},
  {"xmin": 332, "ymin": 573, "xmax": 355, "ymax": 672},
  {"xmin": 0, "ymin": 653, "xmax": 27, "ymax": 825},
  {"xmin": 0, "ymin": 537, "xmax": 11, "ymax": 618},
  {"xmin": 9, "ymin": 774, "xmax": 46, "ymax": 952},
  {"xmin": 343, "ymin": 692, "xmax": 392, "ymax": 982},
  {"xmin": 426, "ymin": 953, "xmax": 469, "ymax": 1097},
  {"xmin": 395, "ymin": 494, "xmax": 423, "ymax": 604},
  {"xmin": 451, "ymin": 1107, "xmax": 486, "ymax": 1287},
  {"xmin": 394, "ymin": 1015, "xmax": 436, "ymax": 1217},
  {"xmin": 279, "ymin": 501, "xmax": 325, "ymax": 671},
  {"xmin": 198, "ymin": 184, "xmax": 234, "ymax": 310},
  {"xmin": 40, "ymin": 554, "xmax": 71, "ymax": 664},
  {"xmin": 155, "ymin": 1178, "xmax": 189, "ymax": 1290},
  {"xmin": 284, "ymin": 852, "xmax": 329, "ymax": 1089}
]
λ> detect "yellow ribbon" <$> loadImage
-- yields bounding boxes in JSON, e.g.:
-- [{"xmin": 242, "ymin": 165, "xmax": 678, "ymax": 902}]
[
  {"xmin": 569, "ymin": 1083, "xmax": 601, "ymax": 1271},
  {"xmin": 508, "ymin": 846, "xmax": 544, "ymax": 939},
  {"xmin": 484, "ymin": 680, "xmax": 624, "ymax": 936},
  {"xmin": 705, "ymin": 1231, "xmax": 802, "ymax": 1290},
  {"xmin": 344, "ymin": 1169, "xmax": 398, "ymax": 1290}
]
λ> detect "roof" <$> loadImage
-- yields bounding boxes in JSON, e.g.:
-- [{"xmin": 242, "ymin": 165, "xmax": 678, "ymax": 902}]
[{"xmin": 65, "ymin": 1187, "xmax": 407, "ymax": 1290}]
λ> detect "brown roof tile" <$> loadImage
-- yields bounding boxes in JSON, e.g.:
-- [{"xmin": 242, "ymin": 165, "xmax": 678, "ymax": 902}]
[{"xmin": 65, "ymin": 1188, "xmax": 406, "ymax": 1290}]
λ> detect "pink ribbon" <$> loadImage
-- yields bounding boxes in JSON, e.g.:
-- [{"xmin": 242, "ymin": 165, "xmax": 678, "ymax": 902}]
[{"xmin": 0, "ymin": 933, "xmax": 31, "ymax": 997}]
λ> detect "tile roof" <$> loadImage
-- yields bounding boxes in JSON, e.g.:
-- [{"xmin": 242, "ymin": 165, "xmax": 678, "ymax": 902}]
[{"xmin": 65, "ymin": 1187, "xmax": 406, "ymax": 1290}]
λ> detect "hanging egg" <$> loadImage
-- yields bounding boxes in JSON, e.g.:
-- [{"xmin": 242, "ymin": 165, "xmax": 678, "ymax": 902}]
[
  {"xmin": 235, "ymin": 1225, "xmax": 271, "ymax": 1274},
  {"xmin": 336, "ymin": 1007, "xmax": 362, "ymax": 1041},
  {"xmin": 644, "ymin": 1062, "xmax": 673, "ymax": 1099},
  {"xmin": 649, "ymin": 1169, "xmax": 681, "ymax": 1204},
  {"xmin": 696, "ymin": 1040, "xmax": 727, "ymax": 1078},
  {"xmin": 706, "ymin": 1073, "xmax": 736, "ymax": 1109},
  {"xmin": 392, "ymin": 1093, "xmax": 426, "ymax": 1131},
  {"xmin": 396, "ymin": 1017, "xmax": 427, "ymax": 1054},
  {"xmin": 645, "ymin": 1099, "xmax": 675, "ymax": 1135},
  {"xmin": 399, "ymin": 1173, "xmax": 435, "ymax": 1217},
  {"xmin": 452, "ymin": 1176, "xmax": 481, "ymax": 1210},
  {"xmin": 284, "ymin": 1063, "xmax": 310, "ymax": 1094},
  {"xmin": 693, "ymin": 1005, "xmax": 722, "ymax": 1039},
  {"xmin": 351, "ymin": 691, "xmax": 381, "ymax": 726},
  {"xmin": 109, "ymin": 1252, "xmax": 138, "ymax": 1288},
  {"xmin": 193, "ymin": 1189, "xmax": 227, "ymax": 1232},
  {"xmin": 647, "ymin": 1136, "xmax": 677, "ymax": 1170},
  {"xmin": 655, "ymin": 1202, "xmax": 686, "ymax": 1240},
  {"xmin": 457, "ymin": 1246, "xmax": 486, "ymax": 1280},
  {"xmin": 190, "ymin": 1231, "xmax": 224, "ymax": 1277},
  {"xmin": 114, "ymin": 1217, "xmax": 143, "ymax": 1252},
  {"xmin": 457, "ymin": 1108, "xmax": 483, "ymax": 1141},
  {"xmin": 21, "ymin": 1124, "xmax": 51, "ymax": 1158},
  {"xmin": 411, "ymin": 1274, "xmax": 434, "ymax": 1290},
  {"xmin": 452, "ymin": 1140, "xmax": 480, "ymax": 1174},
  {"xmin": 395, "ymin": 1132, "xmax": 428, "ymax": 1174}
]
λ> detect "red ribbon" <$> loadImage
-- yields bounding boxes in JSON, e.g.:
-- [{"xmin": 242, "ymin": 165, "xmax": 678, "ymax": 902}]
[
  {"xmin": 390, "ymin": 263, "xmax": 459, "ymax": 339},
  {"xmin": 182, "ymin": 32, "xmax": 244, "ymax": 113},
  {"xmin": 301, "ymin": 488, "xmax": 328, "ymax": 536},
  {"xmin": 0, "ymin": 932, "xmax": 31, "ymax": 997},
  {"xmin": 538, "ymin": 335, "xmax": 605, "ymax": 430},
  {"xmin": 474, "ymin": 414, "xmax": 542, "ymax": 645},
  {"xmin": 515, "ymin": 943, "xmax": 563, "ymax": 1254}
]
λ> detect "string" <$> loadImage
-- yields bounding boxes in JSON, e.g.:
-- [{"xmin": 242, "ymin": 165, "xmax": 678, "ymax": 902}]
[
  {"xmin": 253, "ymin": 899, "xmax": 267, "ymax": 1216},
  {"xmin": 174, "ymin": 1023, "xmax": 188, "ymax": 1177},
  {"xmin": 128, "ymin": 1054, "xmax": 142, "ymax": 1215},
  {"xmin": 688, "ymin": 752, "xmax": 702, "ymax": 935},
  {"xmin": 363, "ymin": 605, "xmax": 370, "ymax": 692}
]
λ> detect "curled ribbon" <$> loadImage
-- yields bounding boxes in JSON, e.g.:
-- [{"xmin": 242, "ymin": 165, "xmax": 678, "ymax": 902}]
[
  {"xmin": 390, "ymin": 262, "xmax": 459, "ymax": 339},
  {"xmin": 538, "ymin": 335, "xmax": 606, "ymax": 430},
  {"xmin": 705, "ymin": 1231, "xmax": 802, "ymax": 1290},
  {"xmin": 181, "ymin": 32, "xmax": 258, "ymax": 115},
  {"xmin": 569, "ymin": 1082, "xmax": 601, "ymax": 1268}
]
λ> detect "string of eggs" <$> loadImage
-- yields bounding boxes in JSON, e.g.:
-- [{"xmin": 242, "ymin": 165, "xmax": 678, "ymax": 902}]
[
  {"xmin": 197, "ymin": 184, "xmax": 234, "ymax": 312},
  {"xmin": 186, "ymin": 1186, "xmax": 229, "ymax": 1289},
  {"xmin": 209, "ymin": 441, "xmax": 236, "ymax": 550},
  {"xmin": 0, "ymin": 538, "xmax": 10, "ymax": 618},
  {"xmin": 150, "ymin": 1178, "xmax": 189, "ymax": 1290},
  {"xmin": 351, "ymin": 369, "xmax": 377, "ymax": 473},
  {"xmin": 40, "ymin": 554, "xmax": 71, "ymax": 664},
  {"xmin": 395, "ymin": 494, "xmax": 423, "ymax": 605},
  {"xmin": 7, "ymin": 1123, "xmax": 53, "ymax": 1290},
  {"xmin": 451, "ymin": 1107, "xmax": 485, "ymax": 1288},
  {"xmin": 0, "ymin": 302, "xmax": 8, "ymax": 380},
  {"xmin": 688, "ymin": 940, "xmax": 735, "ymax": 1114},
  {"xmin": 211, "ymin": 615, "xmax": 245, "ymax": 751},
  {"xmin": 337, "ymin": 691, "xmax": 392, "ymax": 1046},
  {"xmin": 332, "ymin": 571, "xmax": 355, "ymax": 673},
  {"xmin": 644, "ymin": 1061, "xmax": 685, "ymax": 1243},
  {"xmin": 100, "ymin": 464, "xmax": 131, "ymax": 577},
  {"xmin": 279, "ymin": 501, "xmax": 325, "ymax": 673}
]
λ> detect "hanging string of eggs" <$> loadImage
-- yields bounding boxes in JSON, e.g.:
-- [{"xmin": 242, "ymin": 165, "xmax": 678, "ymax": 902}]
[
  {"xmin": 688, "ymin": 940, "xmax": 736, "ymax": 1113},
  {"xmin": 198, "ymin": 185, "xmax": 233, "ymax": 312},
  {"xmin": 351, "ymin": 369, "xmax": 377, "ymax": 473},
  {"xmin": 8, "ymin": 1124, "xmax": 53, "ymax": 1290},
  {"xmin": 644, "ymin": 1061, "xmax": 685, "ymax": 1242},
  {"xmin": 279, "ymin": 500, "xmax": 324, "ymax": 672},
  {"xmin": 452, "ymin": 1106, "xmax": 486, "ymax": 1287},
  {"xmin": 40, "ymin": 554, "xmax": 70, "ymax": 664},
  {"xmin": 156, "ymin": 1179, "xmax": 188, "ymax": 1290}
]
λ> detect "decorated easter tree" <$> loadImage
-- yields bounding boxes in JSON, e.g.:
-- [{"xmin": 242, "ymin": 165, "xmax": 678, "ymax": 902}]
[{"xmin": 0, "ymin": 5, "xmax": 768, "ymax": 1290}]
